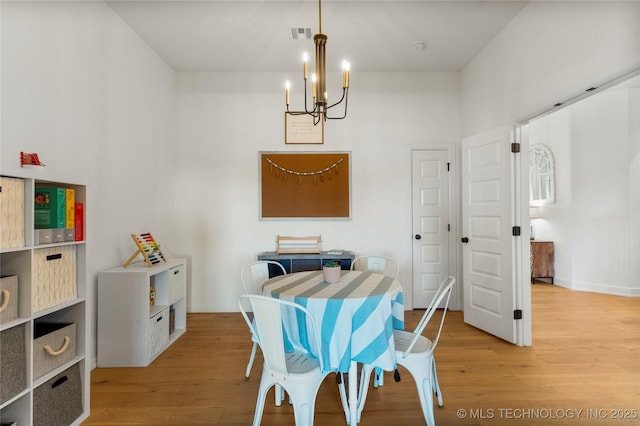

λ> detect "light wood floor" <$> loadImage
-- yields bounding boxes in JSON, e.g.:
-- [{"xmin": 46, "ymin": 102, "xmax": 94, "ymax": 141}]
[{"xmin": 84, "ymin": 285, "xmax": 640, "ymax": 425}]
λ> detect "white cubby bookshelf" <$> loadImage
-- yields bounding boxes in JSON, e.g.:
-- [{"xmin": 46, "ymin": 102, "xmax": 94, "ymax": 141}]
[
  {"xmin": 97, "ymin": 259, "xmax": 187, "ymax": 367},
  {"xmin": 0, "ymin": 176, "xmax": 89, "ymax": 426}
]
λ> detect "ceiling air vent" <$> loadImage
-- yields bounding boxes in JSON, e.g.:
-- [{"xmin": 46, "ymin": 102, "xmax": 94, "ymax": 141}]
[{"xmin": 290, "ymin": 27, "xmax": 312, "ymax": 40}]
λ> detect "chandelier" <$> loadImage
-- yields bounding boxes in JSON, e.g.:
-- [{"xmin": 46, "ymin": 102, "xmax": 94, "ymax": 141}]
[{"xmin": 285, "ymin": 0, "xmax": 350, "ymax": 125}]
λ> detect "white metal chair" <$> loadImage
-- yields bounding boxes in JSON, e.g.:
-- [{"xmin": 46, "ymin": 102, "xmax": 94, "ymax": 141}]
[
  {"xmin": 240, "ymin": 261, "xmax": 287, "ymax": 380},
  {"xmin": 351, "ymin": 276, "xmax": 455, "ymax": 425},
  {"xmin": 350, "ymin": 255, "xmax": 399, "ymax": 279},
  {"xmin": 241, "ymin": 260, "xmax": 287, "ymax": 296},
  {"xmin": 238, "ymin": 294, "xmax": 330, "ymax": 426}
]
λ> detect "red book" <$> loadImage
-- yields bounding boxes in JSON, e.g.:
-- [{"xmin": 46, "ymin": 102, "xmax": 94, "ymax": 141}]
[{"xmin": 74, "ymin": 203, "xmax": 84, "ymax": 241}]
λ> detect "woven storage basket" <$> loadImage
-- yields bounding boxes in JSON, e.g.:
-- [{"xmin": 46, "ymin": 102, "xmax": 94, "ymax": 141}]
[
  {"xmin": 148, "ymin": 308, "xmax": 169, "ymax": 359},
  {"xmin": 33, "ymin": 322, "xmax": 77, "ymax": 379},
  {"xmin": 0, "ymin": 177, "xmax": 25, "ymax": 249},
  {"xmin": 32, "ymin": 246, "xmax": 77, "ymax": 312}
]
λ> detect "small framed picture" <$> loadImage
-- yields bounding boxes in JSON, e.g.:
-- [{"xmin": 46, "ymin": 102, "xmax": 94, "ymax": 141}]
[{"xmin": 285, "ymin": 112, "xmax": 324, "ymax": 144}]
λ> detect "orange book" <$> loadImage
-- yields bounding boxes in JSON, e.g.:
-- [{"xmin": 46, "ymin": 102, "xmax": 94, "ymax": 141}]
[{"xmin": 66, "ymin": 188, "xmax": 75, "ymax": 229}]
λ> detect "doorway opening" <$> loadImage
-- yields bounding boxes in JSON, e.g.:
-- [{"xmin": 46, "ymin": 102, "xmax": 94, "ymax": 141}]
[{"xmin": 524, "ymin": 72, "xmax": 640, "ymax": 297}]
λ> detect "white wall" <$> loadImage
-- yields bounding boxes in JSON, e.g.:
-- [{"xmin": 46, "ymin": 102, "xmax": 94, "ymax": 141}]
[
  {"xmin": 1, "ymin": 1, "xmax": 177, "ymax": 363},
  {"xmin": 528, "ymin": 109, "xmax": 573, "ymax": 285},
  {"xmin": 531, "ymin": 85, "xmax": 640, "ymax": 296},
  {"xmin": 462, "ymin": 1, "xmax": 640, "ymax": 137},
  {"xmin": 570, "ymin": 86, "xmax": 637, "ymax": 295},
  {"xmin": 174, "ymin": 71, "xmax": 461, "ymax": 311},
  {"xmin": 631, "ymin": 86, "xmax": 640, "ymax": 287}
]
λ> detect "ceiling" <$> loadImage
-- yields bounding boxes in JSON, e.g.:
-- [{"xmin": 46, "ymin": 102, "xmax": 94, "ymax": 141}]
[{"xmin": 106, "ymin": 0, "xmax": 528, "ymax": 73}]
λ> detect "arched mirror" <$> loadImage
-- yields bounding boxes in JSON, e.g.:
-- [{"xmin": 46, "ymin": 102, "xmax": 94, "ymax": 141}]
[{"xmin": 529, "ymin": 144, "xmax": 555, "ymax": 205}]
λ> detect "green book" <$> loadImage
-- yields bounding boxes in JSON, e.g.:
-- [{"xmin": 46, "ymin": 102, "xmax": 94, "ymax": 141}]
[{"xmin": 34, "ymin": 187, "xmax": 66, "ymax": 229}]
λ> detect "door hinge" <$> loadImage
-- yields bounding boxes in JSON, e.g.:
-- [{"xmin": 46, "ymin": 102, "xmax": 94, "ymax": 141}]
[
  {"xmin": 447, "ymin": 162, "xmax": 450, "ymax": 171},
  {"xmin": 512, "ymin": 226, "xmax": 521, "ymax": 236},
  {"xmin": 511, "ymin": 142, "xmax": 521, "ymax": 153},
  {"xmin": 448, "ymin": 224, "xmax": 451, "ymax": 232},
  {"xmin": 514, "ymin": 309, "xmax": 523, "ymax": 320}
]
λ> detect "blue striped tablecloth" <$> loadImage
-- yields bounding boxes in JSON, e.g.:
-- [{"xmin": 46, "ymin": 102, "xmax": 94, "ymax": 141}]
[{"xmin": 262, "ymin": 270, "xmax": 404, "ymax": 374}]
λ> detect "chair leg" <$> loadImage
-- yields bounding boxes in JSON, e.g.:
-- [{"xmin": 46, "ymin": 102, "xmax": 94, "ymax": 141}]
[
  {"xmin": 292, "ymin": 399, "xmax": 314, "ymax": 426},
  {"xmin": 431, "ymin": 358, "xmax": 444, "ymax": 407},
  {"xmin": 356, "ymin": 364, "xmax": 374, "ymax": 422},
  {"xmin": 245, "ymin": 342, "xmax": 258, "ymax": 379},
  {"xmin": 417, "ymin": 377, "xmax": 436, "ymax": 426},
  {"xmin": 289, "ymin": 381, "xmax": 322, "ymax": 426},
  {"xmin": 253, "ymin": 380, "xmax": 271, "ymax": 426},
  {"xmin": 275, "ymin": 384, "xmax": 284, "ymax": 406},
  {"xmin": 373, "ymin": 367, "xmax": 384, "ymax": 387},
  {"xmin": 337, "ymin": 374, "xmax": 350, "ymax": 424},
  {"xmin": 401, "ymin": 360, "xmax": 436, "ymax": 426},
  {"xmin": 338, "ymin": 365, "xmax": 379, "ymax": 424}
]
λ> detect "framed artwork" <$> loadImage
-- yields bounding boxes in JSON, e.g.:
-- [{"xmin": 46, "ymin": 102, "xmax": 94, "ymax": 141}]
[
  {"xmin": 260, "ymin": 152, "xmax": 350, "ymax": 219},
  {"xmin": 284, "ymin": 113, "xmax": 324, "ymax": 144}
]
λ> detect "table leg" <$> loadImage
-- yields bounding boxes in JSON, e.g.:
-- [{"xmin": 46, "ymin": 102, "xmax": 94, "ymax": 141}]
[{"xmin": 348, "ymin": 361, "xmax": 358, "ymax": 425}]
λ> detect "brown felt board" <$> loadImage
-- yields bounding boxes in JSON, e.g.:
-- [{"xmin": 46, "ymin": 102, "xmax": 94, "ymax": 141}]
[{"xmin": 261, "ymin": 152, "xmax": 350, "ymax": 218}]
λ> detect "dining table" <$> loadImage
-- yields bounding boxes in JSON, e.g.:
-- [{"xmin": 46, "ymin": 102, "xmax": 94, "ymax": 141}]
[{"xmin": 262, "ymin": 269, "xmax": 404, "ymax": 425}]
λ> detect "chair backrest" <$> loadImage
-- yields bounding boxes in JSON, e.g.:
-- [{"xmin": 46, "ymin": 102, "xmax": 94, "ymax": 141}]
[
  {"xmin": 238, "ymin": 295, "xmax": 324, "ymax": 379},
  {"xmin": 240, "ymin": 261, "xmax": 287, "ymax": 295},
  {"xmin": 350, "ymin": 255, "xmax": 399, "ymax": 279},
  {"xmin": 403, "ymin": 276, "xmax": 455, "ymax": 358}
]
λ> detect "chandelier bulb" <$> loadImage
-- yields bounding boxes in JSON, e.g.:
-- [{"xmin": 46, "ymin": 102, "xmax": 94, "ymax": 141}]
[
  {"xmin": 311, "ymin": 74, "xmax": 317, "ymax": 99},
  {"xmin": 302, "ymin": 52, "xmax": 309, "ymax": 79},
  {"xmin": 342, "ymin": 61, "xmax": 350, "ymax": 88},
  {"xmin": 285, "ymin": 81, "xmax": 291, "ymax": 106}
]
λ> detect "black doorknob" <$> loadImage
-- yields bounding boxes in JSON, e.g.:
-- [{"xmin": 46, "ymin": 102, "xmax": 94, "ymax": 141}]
[
  {"xmin": 461, "ymin": 237, "xmax": 469, "ymax": 243},
  {"xmin": 415, "ymin": 234, "xmax": 421, "ymax": 240}
]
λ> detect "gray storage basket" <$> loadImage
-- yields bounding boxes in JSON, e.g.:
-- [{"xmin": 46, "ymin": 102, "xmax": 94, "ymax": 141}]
[
  {"xmin": 33, "ymin": 363, "xmax": 82, "ymax": 426},
  {"xmin": 0, "ymin": 324, "xmax": 27, "ymax": 404}
]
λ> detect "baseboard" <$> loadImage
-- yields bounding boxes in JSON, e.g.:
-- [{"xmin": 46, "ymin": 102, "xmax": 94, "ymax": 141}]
[{"xmin": 555, "ymin": 279, "xmax": 640, "ymax": 297}]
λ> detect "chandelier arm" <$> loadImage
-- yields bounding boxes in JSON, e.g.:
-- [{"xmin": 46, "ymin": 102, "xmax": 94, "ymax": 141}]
[
  {"xmin": 324, "ymin": 89, "xmax": 348, "ymax": 120},
  {"xmin": 326, "ymin": 88, "xmax": 347, "ymax": 110},
  {"xmin": 303, "ymin": 79, "xmax": 313, "ymax": 114},
  {"xmin": 288, "ymin": 109, "xmax": 321, "ymax": 119},
  {"xmin": 302, "ymin": 80, "xmax": 323, "ymax": 116},
  {"xmin": 281, "ymin": 77, "xmax": 312, "ymax": 115},
  {"xmin": 287, "ymin": 105, "xmax": 312, "ymax": 116}
]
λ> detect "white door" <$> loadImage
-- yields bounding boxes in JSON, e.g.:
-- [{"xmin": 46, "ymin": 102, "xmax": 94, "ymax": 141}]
[
  {"xmin": 412, "ymin": 150, "xmax": 450, "ymax": 308},
  {"xmin": 462, "ymin": 127, "xmax": 523, "ymax": 344}
]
